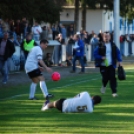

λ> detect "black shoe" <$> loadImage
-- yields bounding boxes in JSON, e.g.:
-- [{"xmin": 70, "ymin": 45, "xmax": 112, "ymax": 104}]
[
  {"xmin": 70, "ymin": 70, "xmax": 75, "ymax": 73},
  {"xmin": 46, "ymin": 93, "xmax": 54, "ymax": 100},
  {"xmin": 29, "ymin": 97, "xmax": 39, "ymax": 100}
]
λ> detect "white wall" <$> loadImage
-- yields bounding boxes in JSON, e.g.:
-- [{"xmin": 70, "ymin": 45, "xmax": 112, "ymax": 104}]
[
  {"xmin": 86, "ymin": 10, "xmax": 103, "ymax": 33},
  {"xmin": 60, "ymin": 9, "xmax": 74, "ymax": 22},
  {"xmin": 60, "ymin": 8, "xmax": 114, "ymax": 34}
]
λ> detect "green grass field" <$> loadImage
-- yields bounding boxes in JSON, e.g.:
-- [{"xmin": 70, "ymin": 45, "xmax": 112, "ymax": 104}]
[{"xmin": 0, "ymin": 67, "xmax": 134, "ymax": 134}]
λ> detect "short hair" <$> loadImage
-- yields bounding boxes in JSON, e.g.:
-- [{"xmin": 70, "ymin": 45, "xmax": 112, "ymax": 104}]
[
  {"xmin": 40, "ymin": 39, "xmax": 48, "ymax": 44},
  {"xmin": 92, "ymin": 95, "xmax": 101, "ymax": 105},
  {"xmin": 3, "ymin": 32, "xmax": 9, "ymax": 35},
  {"xmin": 103, "ymin": 31, "xmax": 110, "ymax": 34},
  {"xmin": 74, "ymin": 34, "xmax": 80, "ymax": 39},
  {"xmin": 26, "ymin": 33, "xmax": 32, "ymax": 37}
]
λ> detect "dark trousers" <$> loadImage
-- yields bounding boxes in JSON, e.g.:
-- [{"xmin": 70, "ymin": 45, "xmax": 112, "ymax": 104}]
[
  {"xmin": 100, "ymin": 65, "xmax": 117, "ymax": 93},
  {"xmin": 72, "ymin": 55, "xmax": 85, "ymax": 72}
]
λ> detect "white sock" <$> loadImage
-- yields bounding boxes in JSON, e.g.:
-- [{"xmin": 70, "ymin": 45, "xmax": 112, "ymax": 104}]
[
  {"xmin": 40, "ymin": 81, "xmax": 48, "ymax": 97},
  {"xmin": 29, "ymin": 82, "xmax": 37, "ymax": 99}
]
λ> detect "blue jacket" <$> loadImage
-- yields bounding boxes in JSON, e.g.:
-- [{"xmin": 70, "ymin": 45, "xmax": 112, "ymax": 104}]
[
  {"xmin": 94, "ymin": 42, "xmax": 122, "ymax": 68},
  {"xmin": 74, "ymin": 39, "xmax": 85, "ymax": 57}
]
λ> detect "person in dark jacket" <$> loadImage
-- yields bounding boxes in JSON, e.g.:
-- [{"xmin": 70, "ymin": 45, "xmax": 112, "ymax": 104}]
[
  {"xmin": 70, "ymin": 34, "xmax": 85, "ymax": 73},
  {"xmin": 66, "ymin": 35, "xmax": 75, "ymax": 66},
  {"xmin": 94, "ymin": 32, "xmax": 122, "ymax": 97},
  {"xmin": 0, "ymin": 32, "xmax": 15, "ymax": 84}
]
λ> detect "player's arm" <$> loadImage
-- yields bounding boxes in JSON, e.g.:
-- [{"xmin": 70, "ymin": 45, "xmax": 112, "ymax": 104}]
[
  {"xmin": 38, "ymin": 59, "xmax": 52, "ymax": 73},
  {"xmin": 74, "ymin": 91, "xmax": 88, "ymax": 98}
]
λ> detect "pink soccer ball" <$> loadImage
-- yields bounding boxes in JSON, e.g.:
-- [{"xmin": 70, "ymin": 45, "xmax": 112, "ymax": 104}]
[{"xmin": 51, "ymin": 72, "xmax": 61, "ymax": 81}]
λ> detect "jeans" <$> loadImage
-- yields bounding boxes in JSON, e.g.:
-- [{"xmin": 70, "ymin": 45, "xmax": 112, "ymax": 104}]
[
  {"xmin": 72, "ymin": 55, "xmax": 85, "ymax": 72},
  {"xmin": 128, "ymin": 42, "xmax": 132, "ymax": 55},
  {"xmin": 33, "ymin": 34, "xmax": 40, "ymax": 41},
  {"xmin": 120, "ymin": 42, "xmax": 124, "ymax": 56},
  {"xmin": 91, "ymin": 44, "xmax": 97, "ymax": 61},
  {"xmin": 0, "ymin": 56, "xmax": 9, "ymax": 83}
]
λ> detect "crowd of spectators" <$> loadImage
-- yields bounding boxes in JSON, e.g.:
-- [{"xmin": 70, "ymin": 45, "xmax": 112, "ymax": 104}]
[{"xmin": 0, "ymin": 17, "xmax": 134, "ymax": 84}]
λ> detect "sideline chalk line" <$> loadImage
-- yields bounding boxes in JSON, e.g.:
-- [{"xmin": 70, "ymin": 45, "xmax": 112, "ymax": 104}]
[{"xmin": 0, "ymin": 76, "xmax": 100, "ymax": 101}]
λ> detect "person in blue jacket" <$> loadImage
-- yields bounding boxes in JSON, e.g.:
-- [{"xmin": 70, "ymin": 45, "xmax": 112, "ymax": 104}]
[
  {"xmin": 94, "ymin": 32, "xmax": 122, "ymax": 97},
  {"xmin": 70, "ymin": 34, "xmax": 85, "ymax": 73}
]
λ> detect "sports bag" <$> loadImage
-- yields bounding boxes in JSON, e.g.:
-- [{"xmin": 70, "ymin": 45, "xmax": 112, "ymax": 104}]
[{"xmin": 117, "ymin": 65, "xmax": 126, "ymax": 80}]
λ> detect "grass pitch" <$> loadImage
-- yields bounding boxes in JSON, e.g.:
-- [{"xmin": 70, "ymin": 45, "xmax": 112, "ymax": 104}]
[{"xmin": 0, "ymin": 67, "xmax": 134, "ymax": 134}]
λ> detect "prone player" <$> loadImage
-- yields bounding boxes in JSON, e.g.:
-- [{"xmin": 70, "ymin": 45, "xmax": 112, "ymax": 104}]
[{"xmin": 41, "ymin": 91, "xmax": 101, "ymax": 113}]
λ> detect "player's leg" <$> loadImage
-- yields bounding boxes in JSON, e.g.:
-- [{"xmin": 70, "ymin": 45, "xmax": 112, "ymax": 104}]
[
  {"xmin": 41, "ymin": 98, "xmax": 66, "ymax": 111},
  {"xmin": 28, "ymin": 69, "xmax": 42, "ymax": 100},
  {"xmin": 29, "ymin": 77, "xmax": 38, "ymax": 100},
  {"xmin": 38, "ymin": 75, "xmax": 54, "ymax": 99}
]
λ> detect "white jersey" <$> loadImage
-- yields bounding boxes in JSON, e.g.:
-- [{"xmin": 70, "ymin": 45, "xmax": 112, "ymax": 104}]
[
  {"xmin": 25, "ymin": 46, "xmax": 43, "ymax": 73},
  {"xmin": 62, "ymin": 92, "xmax": 93, "ymax": 113},
  {"xmin": 32, "ymin": 25, "xmax": 42, "ymax": 34}
]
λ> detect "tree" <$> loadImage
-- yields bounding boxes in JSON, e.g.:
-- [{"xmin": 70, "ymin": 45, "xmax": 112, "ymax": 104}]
[{"xmin": 0, "ymin": 0, "xmax": 62, "ymax": 23}]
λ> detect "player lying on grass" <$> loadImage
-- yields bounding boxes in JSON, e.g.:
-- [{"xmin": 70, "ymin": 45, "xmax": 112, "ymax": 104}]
[{"xmin": 41, "ymin": 91, "xmax": 101, "ymax": 113}]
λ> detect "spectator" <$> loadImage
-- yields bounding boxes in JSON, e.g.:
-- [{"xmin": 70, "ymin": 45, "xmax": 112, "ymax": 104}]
[
  {"xmin": 21, "ymin": 33, "xmax": 37, "ymax": 59},
  {"xmin": 44, "ymin": 53, "xmax": 53, "ymax": 67},
  {"xmin": 70, "ymin": 34, "xmax": 85, "ymax": 74},
  {"xmin": 67, "ymin": 24, "xmax": 74, "ymax": 37},
  {"xmin": 14, "ymin": 19, "xmax": 21, "ymax": 36},
  {"xmin": 23, "ymin": 22, "xmax": 31, "ymax": 38},
  {"xmin": 9, "ymin": 19, "xmax": 14, "ymax": 33},
  {"xmin": 66, "ymin": 35, "xmax": 75, "ymax": 66},
  {"xmin": 0, "ymin": 19, "xmax": 4, "ymax": 39},
  {"xmin": 3, "ymin": 19, "xmax": 10, "ymax": 33},
  {"xmin": 61, "ymin": 25, "xmax": 67, "ymax": 43},
  {"xmin": 120, "ymin": 35, "xmax": 125, "ymax": 56},
  {"xmin": 52, "ymin": 25, "xmax": 56, "ymax": 40},
  {"xmin": 20, "ymin": 17, "xmax": 27, "ymax": 39},
  {"xmin": 94, "ymin": 32, "xmax": 122, "ymax": 97},
  {"xmin": 90, "ymin": 34, "xmax": 99, "ymax": 60},
  {"xmin": 32, "ymin": 21, "xmax": 42, "ymax": 41},
  {"xmin": 40, "ymin": 26, "xmax": 48, "ymax": 40},
  {"xmin": 0, "ymin": 32, "xmax": 15, "ymax": 84},
  {"xmin": 47, "ymin": 26, "xmax": 52, "ymax": 40},
  {"xmin": 55, "ymin": 34, "xmax": 64, "ymax": 66},
  {"xmin": 98, "ymin": 30, "xmax": 103, "ymax": 42}
]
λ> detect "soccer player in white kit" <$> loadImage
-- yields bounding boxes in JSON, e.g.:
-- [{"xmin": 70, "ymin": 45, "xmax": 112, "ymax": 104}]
[
  {"xmin": 25, "ymin": 39, "xmax": 54, "ymax": 100},
  {"xmin": 41, "ymin": 91, "xmax": 101, "ymax": 113}
]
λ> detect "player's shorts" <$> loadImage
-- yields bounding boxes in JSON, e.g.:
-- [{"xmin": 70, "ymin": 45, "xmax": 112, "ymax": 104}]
[
  {"xmin": 27, "ymin": 68, "xmax": 43, "ymax": 79},
  {"xmin": 55, "ymin": 98, "xmax": 66, "ymax": 111}
]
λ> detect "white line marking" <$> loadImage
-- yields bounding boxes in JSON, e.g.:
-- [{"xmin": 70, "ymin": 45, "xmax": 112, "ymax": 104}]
[{"xmin": 0, "ymin": 77, "xmax": 100, "ymax": 101}]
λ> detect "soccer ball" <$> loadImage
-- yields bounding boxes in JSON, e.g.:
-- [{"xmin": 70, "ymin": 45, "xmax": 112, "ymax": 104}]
[{"xmin": 51, "ymin": 72, "xmax": 60, "ymax": 81}]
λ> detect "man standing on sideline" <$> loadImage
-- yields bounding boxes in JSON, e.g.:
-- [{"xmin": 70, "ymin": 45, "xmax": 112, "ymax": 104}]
[
  {"xmin": 25, "ymin": 39, "xmax": 54, "ymax": 100},
  {"xmin": 41, "ymin": 91, "xmax": 101, "ymax": 113},
  {"xmin": 70, "ymin": 34, "xmax": 85, "ymax": 73},
  {"xmin": 0, "ymin": 32, "xmax": 15, "ymax": 84},
  {"xmin": 32, "ymin": 21, "xmax": 42, "ymax": 41},
  {"xmin": 94, "ymin": 32, "xmax": 122, "ymax": 97}
]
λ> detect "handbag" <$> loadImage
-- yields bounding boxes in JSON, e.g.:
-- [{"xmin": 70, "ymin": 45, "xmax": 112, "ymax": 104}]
[{"xmin": 117, "ymin": 65, "xmax": 126, "ymax": 80}]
